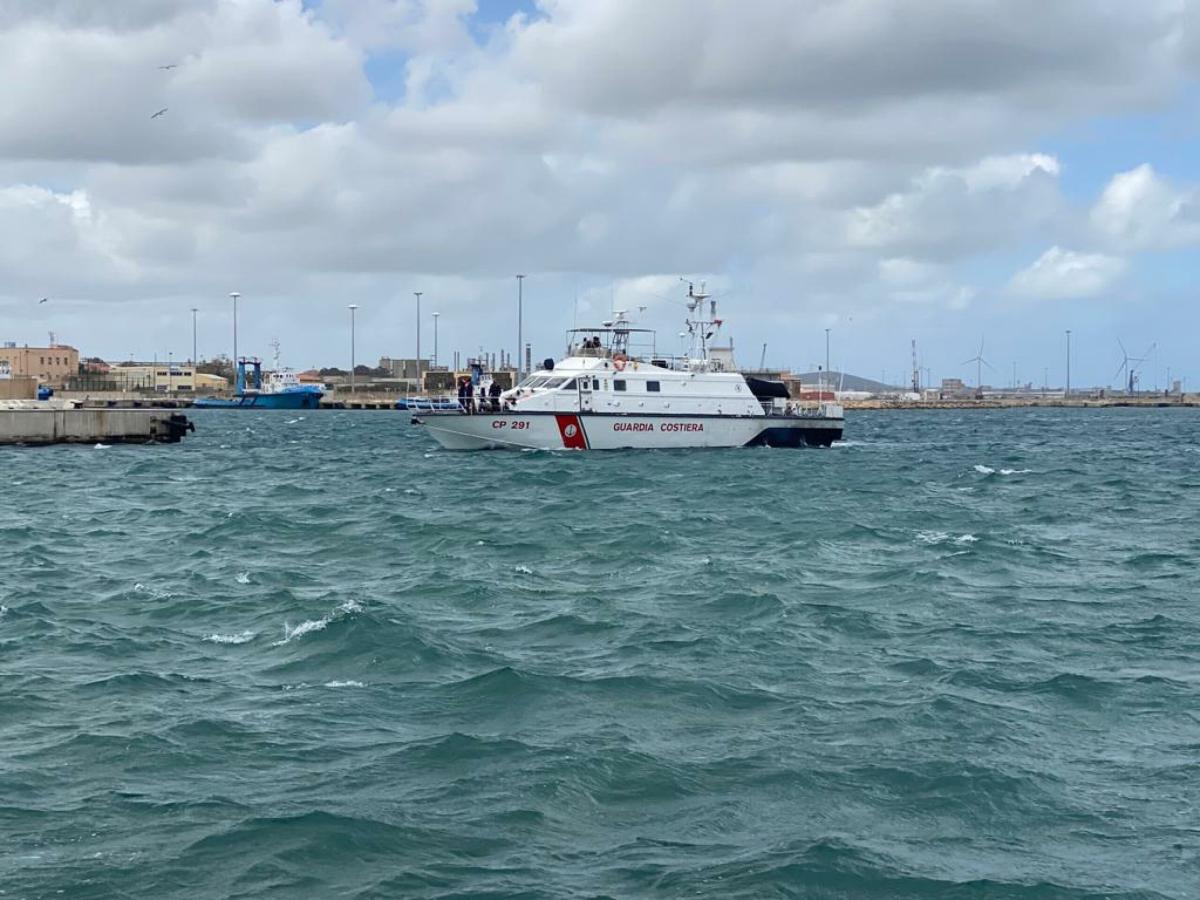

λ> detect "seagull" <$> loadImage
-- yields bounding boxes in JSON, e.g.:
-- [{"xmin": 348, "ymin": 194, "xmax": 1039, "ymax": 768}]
[
  {"xmin": 158, "ymin": 64, "xmax": 178, "ymax": 70},
  {"xmin": 38, "ymin": 297, "xmax": 48, "ymax": 304},
  {"xmin": 150, "ymin": 108, "xmax": 168, "ymax": 119}
]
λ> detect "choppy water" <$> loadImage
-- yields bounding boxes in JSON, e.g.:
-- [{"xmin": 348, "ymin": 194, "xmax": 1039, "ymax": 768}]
[{"xmin": 3, "ymin": 408, "xmax": 1199, "ymax": 899}]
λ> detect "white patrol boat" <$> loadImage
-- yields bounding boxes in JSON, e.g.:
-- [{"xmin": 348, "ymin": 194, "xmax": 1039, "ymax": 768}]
[{"xmin": 412, "ymin": 284, "xmax": 844, "ymax": 451}]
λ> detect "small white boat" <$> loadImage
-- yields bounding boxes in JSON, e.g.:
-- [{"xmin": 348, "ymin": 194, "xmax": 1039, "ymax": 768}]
[{"xmin": 413, "ymin": 285, "xmax": 843, "ymax": 451}]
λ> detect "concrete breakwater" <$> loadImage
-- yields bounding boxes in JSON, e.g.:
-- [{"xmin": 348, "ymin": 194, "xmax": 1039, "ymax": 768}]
[{"xmin": 0, "ymin": 403, "xmax": 194, "ymax": 445}]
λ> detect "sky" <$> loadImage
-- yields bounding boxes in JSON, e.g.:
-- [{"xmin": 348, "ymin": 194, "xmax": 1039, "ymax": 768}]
[{"xmin": 0, "ymin": 0, "xmax": 1197, "ymax": 388}]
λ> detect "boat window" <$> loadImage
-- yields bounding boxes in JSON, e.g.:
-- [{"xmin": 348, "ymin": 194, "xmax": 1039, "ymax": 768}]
[
  {"xmin": 646, "ymin": 381, "xmax": 661, "ymax": 392},
  {"xmin": 613, "ymin": 379, "xmax": 627, "ymax": 392},
  {"xmin": 560, "ymin": 379, "xmax": 577, "ymax": 390},
  {"xmin": 592, "ymin": 379, "xmax": 600, "ymax": 390}
]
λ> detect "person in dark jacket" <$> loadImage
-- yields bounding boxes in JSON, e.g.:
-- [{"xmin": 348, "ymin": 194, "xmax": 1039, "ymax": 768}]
[
  {"xmin": 464, "ymin": 379, "xmax": 475, "ymax": 414},
  {"xmin": 488, "ymin": 381, "xmax": 501, "ymax": 412},
  {"xmin": 457, "ymin": 377, "xmax": 467, "ymax": 412}
]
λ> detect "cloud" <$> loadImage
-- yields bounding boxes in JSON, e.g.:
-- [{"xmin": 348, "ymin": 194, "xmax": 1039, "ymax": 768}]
[
  {"xmin": 0, "ymin": 0, "xmax": 1195, "ymax": 379},
  {"xmin": 1008, "ymin": 246, "xmax": 1128, "ymax": 300},
  {"xmin": 1090, "ymin": 163, "xmax": 1200, "ymax": 250},
  {"xmin": 0, "ymin": 0, "xmax": 368, "ymax": 164},
  {"xmin": 877, "ymin": 258, "xmax": 976, "ymax": 309},
  {"xmin": 514, "ymin": 0, "xmax": 1180, "ymax": 123},
  {"xmin": 317, "ymin": 0, "xmax": 478, "ymax": 54},
  {"xmin": 848, "ymin": 154, "xmax": 1063, "ymax": 258}
]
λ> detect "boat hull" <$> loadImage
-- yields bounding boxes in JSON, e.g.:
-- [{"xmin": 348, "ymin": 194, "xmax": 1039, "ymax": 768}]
[
  {"xmin": 412, "ymin": 412, "xmax": 842, "ymax": 450},
  {"xmin": 193, "ymin": 391, "xmax": 322, "ymax": 410}
]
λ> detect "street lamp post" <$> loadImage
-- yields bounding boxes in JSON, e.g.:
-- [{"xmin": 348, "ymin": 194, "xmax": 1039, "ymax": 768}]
[
  {"xmin": 432, "ymin": 312, "xmax": 440, "ymax": 369},
  {"xmin": 1065, "ymin": 329, "xmax": 1071, "ymax": 398},
  {"xmin": 229, "ymin": 292, "xmax": 240, "ymax": 374},
  {"xmin": 348, "ymin": 304, "xmax": 358, "ymax": 393},
  {"xmin": 516, "ymin": 274, "xmax": 525, "ymax": 380},
  {"xmin": 168, "ymin": 352, "xmax": 173, "ymax": 394},
  {"xmin": 414, "ymin": 292, "xmax": 423, "ymax": 391},
  {"xmin": 191, "ymin": 307, "xmax": 198, "ymax": 367}
]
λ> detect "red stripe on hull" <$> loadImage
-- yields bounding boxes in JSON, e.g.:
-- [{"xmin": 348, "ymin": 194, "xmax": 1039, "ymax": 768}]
[{"xmin": 554, "ymin": 414, "xmax": 588, "ymax": 449}]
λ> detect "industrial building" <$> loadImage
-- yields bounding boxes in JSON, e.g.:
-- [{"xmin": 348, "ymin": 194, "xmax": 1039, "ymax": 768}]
[
  {"xmin": 104, "ymin": 365, "xmax": 227, "ymax": 393},
  {"xmin": 0, "ymin": 342, "xmax": 80, "ymax": 387}
]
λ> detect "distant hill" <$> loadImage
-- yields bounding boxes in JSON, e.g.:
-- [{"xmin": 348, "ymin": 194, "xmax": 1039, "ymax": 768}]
[{"xmin": 788, "ymin": 371, "xmax": 904, "ymax": 392}]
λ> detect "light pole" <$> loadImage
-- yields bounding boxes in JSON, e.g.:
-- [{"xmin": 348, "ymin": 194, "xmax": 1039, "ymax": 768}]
[
  {"xmin": 414, "ymin": 292, "xmax": 423, "ymax": 390},
  {"xmin": 824, "ymin": 327, "xmax": 831, "ymax": 393},
  {"xmin": 516, "ymin": 274, "xmax": 525, "ymax": 380},
  {"xmin": 168, "ymin": 351, "xmax": 173, "ymax": 394},
  {"xmin": 348, "ymin": 304, "xmax": 358, "ymax": 393},
  {"xmin": 191, "ymin": 307, "xmax": 198, "ymax": 367},
  {"xmin": 432, "ymin": 312, "xmax": 439, "ymax": 369},
  {"xmin": 229, "ymin": 291, "xmax": 240, "ymax": 374},
  {"xmin": 1065, "ymin": 329, "xmax": 1071, "ymax": 398}
]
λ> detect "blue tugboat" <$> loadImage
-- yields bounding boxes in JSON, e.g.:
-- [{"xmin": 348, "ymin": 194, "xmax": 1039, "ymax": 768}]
[{"xmin": 194, "ymin": 357, "xmax": 323, "ymax": 410}]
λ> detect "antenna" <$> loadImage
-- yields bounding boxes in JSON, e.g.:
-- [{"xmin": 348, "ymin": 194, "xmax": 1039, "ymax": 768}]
[
  {"xmin": 48, "ymin": 331, "xmax": 56, "ymax": 346},
  {"xmin": 911, "ymin": 339, "xmax": 919, "ymax": 393},
  {"xmin": 677, "ymin": 277, "xmax": 721, "ymax": 367}
]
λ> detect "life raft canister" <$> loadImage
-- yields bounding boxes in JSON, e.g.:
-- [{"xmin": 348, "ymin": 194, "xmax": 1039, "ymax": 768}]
[{"xmin": 613, "ymin": 353, "xmax": 628, "ymax": 371}]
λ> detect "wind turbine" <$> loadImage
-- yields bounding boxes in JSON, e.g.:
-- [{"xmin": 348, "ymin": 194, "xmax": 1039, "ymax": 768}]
[
  {"xmin": 961, "ymin": 337, "xmax": 993, "ymax": 391},
  {"xmin": 1113, "ymin": 339, "xmax": 1131, "ymax": 392},
  {"xmin": 1126, "ymin": 342, "xmax": 1156, "ymax": 394}
]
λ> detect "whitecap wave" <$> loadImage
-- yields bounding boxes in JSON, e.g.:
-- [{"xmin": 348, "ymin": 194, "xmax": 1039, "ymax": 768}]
[
  {"xmin": 324, "ymin": 680, "xmax": 365, "ymax": 688},
  {"xmin": 235, "ymin": 572, "xmax": 251, "ymax": 585},
  {"xmin": 976, "ymin": 464, "xmax": 1032, "ymax": 476},
  {"xmin": 514, "ymin": 565, "xmax": 533, "ymax": 575},
  {"xmin": 93, "ymin": 443, "xmax": 111, "ymax": 450},
  {"xmin": 278, "ymin": 618, "xmax": 328, "ymax": 643},
  {"xmin": 274, "ymin": 598, "xmax": 362, "ymax": 645},
  {"xmin": 132, "ymin": 582, "xmax": 172, "ymax": 600},
  {"xmin": 205, "ymin": 630, "xmax": 256, "ymax": 645},
  {"xmin": 917, "ymin": 531, "xmax": 978, "ymax": 546}
]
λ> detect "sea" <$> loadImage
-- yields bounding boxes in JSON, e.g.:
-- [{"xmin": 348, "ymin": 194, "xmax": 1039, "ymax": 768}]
[{"xmin": 2, "ymin": 408, "xmax": 1198, "ymax": 899}]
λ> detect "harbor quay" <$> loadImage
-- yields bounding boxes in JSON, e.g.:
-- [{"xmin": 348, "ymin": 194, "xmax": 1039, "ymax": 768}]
[{"xmin": 0, "ymin": 401, "xmax": 193, "ymax": 445}]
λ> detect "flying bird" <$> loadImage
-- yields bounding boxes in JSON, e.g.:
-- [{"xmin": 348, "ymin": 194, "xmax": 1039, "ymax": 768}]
[
  {"xmin": 38, "ymin": 297, "xmax": 48, "ymax": 304},
  {"xmin": 158, "ymin": 64, "xmax": 178, "ymax": 70},
  {"xmin": 150, "ymin": 108, "xmax": 168, "ymax": 119}
]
